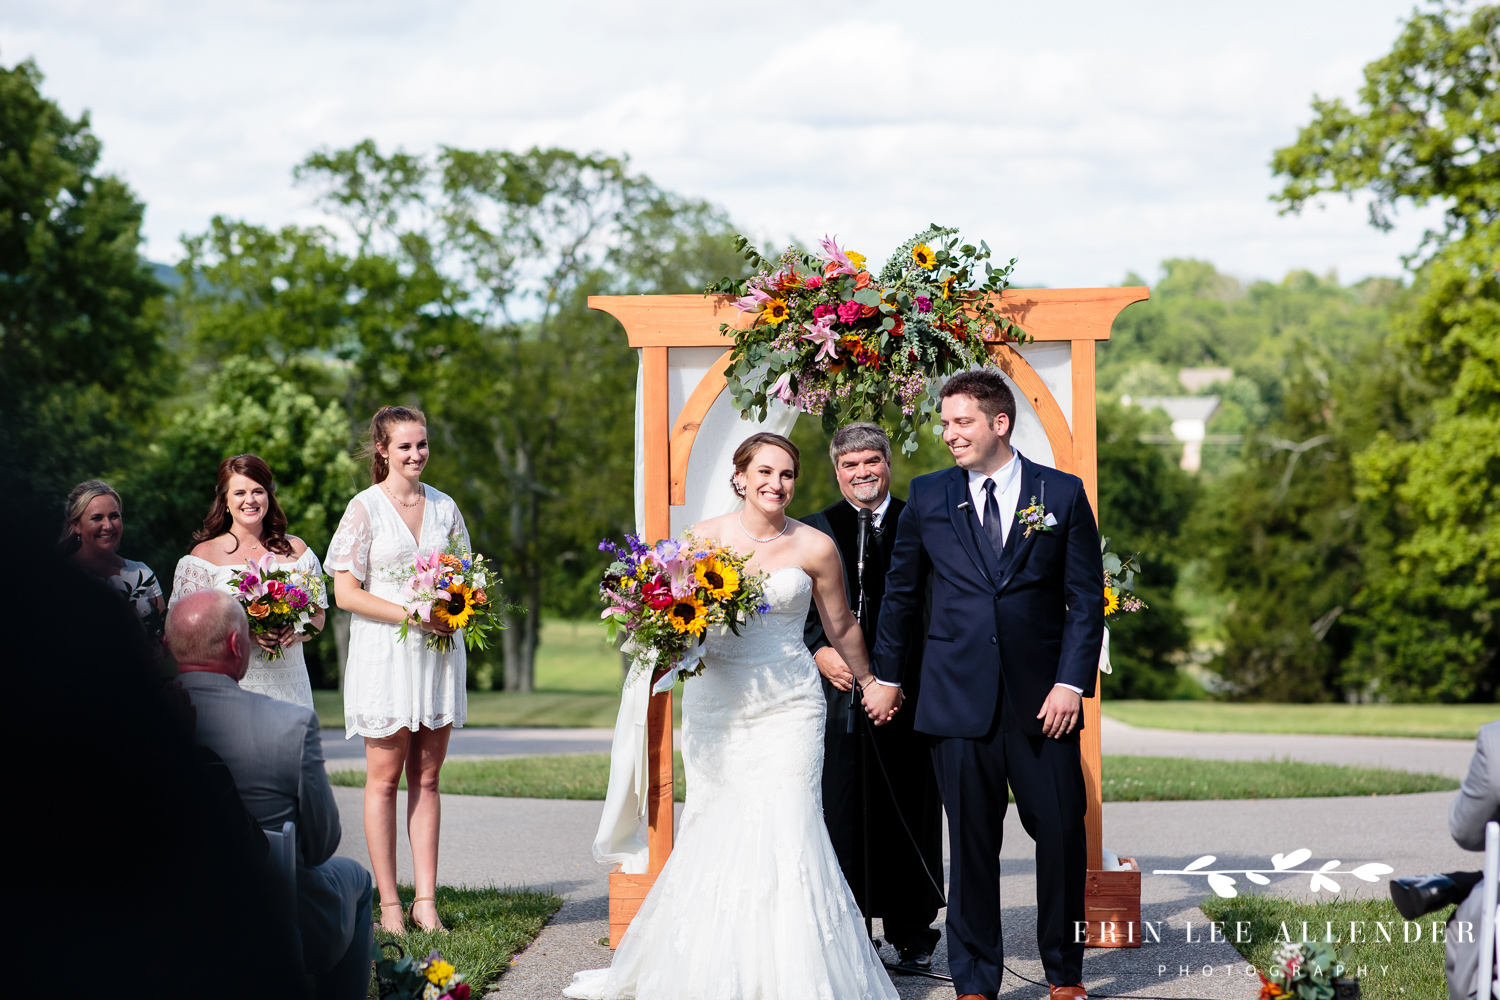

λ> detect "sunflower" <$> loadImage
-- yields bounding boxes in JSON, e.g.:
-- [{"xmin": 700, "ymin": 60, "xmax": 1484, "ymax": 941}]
[
  {"xmin": 694, "ymin": 557, "xmax": 740, "ymax": 600},
  {"xmin": 434, "ymin": 582, "xmax": 477, "ymax": 630},
  {"xmin": 846, "ymin": 250, "xmax": 867, "ymax": 271},
  {"xmin": 1104, "ymin": 586, "xmax": 1120, "ymax": 616},
  {"xmin": 942, "ymin": 275, "xmax": 957, "ymax": 299},
  {"xmin": 763, "ymin": 298, "xmax": 790, "ymax": 325},
  {"xmin": 667, "ymin": 594, "xmax": 709, "ymax": 635},
  {"xmin": 911, "ymin": 243, "xmax": 936, "ymax": 270}
]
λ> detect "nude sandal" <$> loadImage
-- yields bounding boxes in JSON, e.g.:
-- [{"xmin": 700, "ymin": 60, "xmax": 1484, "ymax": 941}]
[{"xmin": 408, "ymin": 895, "xmax": 446, "ymax": 933}]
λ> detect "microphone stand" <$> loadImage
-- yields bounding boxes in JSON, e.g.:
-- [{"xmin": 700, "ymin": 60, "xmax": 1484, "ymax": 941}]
[{"xmin": 853, "ymin": 507, "xmax": 873, "ymax": 944}]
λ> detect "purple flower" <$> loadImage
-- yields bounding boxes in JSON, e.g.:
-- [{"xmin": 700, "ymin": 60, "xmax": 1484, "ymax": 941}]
[
  {"xmin": 916, "ymin": 296, "xmax": 933, "ymax": 313},
  {"xmin": 836, "ymin": 300, "xmax": 864, "ymax": 325}
]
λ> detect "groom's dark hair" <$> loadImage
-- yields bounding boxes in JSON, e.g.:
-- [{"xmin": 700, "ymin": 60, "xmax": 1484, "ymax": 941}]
[{"xmin": 940, "ymin": 369, "xmax": 1017, "ymax": 443}]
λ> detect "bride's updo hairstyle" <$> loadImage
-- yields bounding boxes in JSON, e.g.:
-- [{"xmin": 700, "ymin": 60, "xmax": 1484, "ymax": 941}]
[
  {"xmin": 730, "ymin": 432, "xmax": 801, "ymax": 498},
  {"xmin": 57, "ymin": 480, "xmax": 123, "ymax": 555},
  {"xmin": 365, "ymin": 405, "xmax": 428, "ymax": 484},
  {"xmin": 194, "ymin": 455, "xmax": 294, "ymax": 556}
]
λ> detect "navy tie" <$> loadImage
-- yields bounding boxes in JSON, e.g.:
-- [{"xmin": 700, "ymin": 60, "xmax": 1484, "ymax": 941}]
[{"xmin": 982, "ymin": 478, "xmax": 1005, "ymax": 560}]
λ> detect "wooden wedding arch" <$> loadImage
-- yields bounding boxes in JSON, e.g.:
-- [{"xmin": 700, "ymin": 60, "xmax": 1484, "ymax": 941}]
[{"xmin": 590, "ymin": 286, "xmax": 1149, "ymax": 947}]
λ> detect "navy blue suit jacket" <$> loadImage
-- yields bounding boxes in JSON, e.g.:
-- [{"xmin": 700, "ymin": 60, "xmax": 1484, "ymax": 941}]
[{"xmin": 870, "ymin": 455, "xmax": 1105, "ymax": 739}]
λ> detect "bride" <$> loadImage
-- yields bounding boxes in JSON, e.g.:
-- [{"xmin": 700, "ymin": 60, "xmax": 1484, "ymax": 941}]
[{"xmin": 566, "ymin": 432, "xmax": 899, "ymax": 1000}]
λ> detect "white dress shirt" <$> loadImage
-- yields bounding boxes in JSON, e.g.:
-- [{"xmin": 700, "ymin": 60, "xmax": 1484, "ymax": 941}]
[{"xmin": 968, "ymin": 450, "xmax": 1023, "ymax": 546}]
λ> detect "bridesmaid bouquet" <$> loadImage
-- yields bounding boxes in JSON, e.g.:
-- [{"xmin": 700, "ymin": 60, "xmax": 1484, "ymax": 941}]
[
  {"xmin": 598, "ymin": 532, "xmax": 769, "ymax": 692},
  {"xmin": 227, "ymin": 554, "xmax": 328, "ymax": 661},
  {"xmin": 395, "ymin": 541, "xmax": 503, "ymax": 653}
]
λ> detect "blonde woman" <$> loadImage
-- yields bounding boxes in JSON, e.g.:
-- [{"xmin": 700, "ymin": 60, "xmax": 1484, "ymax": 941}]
[
  {"xmin": 60, "ymin": 480, "xmax": 166, "ymax": 639},
  {"xmin": 327, "ymin": 405, "xmax": 468, "ymax": 934}
]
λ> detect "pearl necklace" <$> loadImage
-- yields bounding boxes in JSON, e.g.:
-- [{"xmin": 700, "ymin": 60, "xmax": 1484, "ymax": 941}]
[
  {"xmin": 739, "ymin": 513, "xmax": 788, "ymax": 543},
  {"xmin": 384, "ymin": 482, "xmax": 425, "ymax": 509}
]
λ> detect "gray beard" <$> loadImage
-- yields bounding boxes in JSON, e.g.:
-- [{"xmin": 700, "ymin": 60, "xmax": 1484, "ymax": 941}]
[{"xmin": 850, "ymin": 482, "xmax": 882, "ymax": 503}]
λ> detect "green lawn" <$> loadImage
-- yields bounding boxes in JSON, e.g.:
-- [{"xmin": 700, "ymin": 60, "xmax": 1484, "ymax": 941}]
[
  {"xmin": 1201, "ymin": 895, "xmax": 1447, "ymax": 1000},
  {"xmin": 368, "ymin": 885, "xmax": 562, "ymax": 999},
  {"xmin": 316, "ymin": 617, "xmax": 687, "ymax": 730},
  {"xmin": 1103, "ymin": 700, "xmax": 1498, "ymax": 740},
  {"xmin": 331, "ymin": 751, "xmax": 688, "ymax": 801},
  {"xmin": 330, "ymin": 753, "xmax": 1448, "ymax": 802}
]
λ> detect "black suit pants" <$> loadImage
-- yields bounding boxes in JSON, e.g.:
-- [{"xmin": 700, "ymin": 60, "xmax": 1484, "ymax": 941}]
[{"xmin": 930, "ymin": 709, "xmax": 1086, "ymax": 998}]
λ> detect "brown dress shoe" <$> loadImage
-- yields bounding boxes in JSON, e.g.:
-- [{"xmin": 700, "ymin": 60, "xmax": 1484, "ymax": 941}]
[{"xmin": 1050, "ymin": 986, "xmax": 1088, "ymax": 1000}]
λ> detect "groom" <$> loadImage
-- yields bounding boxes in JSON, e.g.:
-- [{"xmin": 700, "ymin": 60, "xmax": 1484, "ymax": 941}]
[{"xmin": 863, "ymin": 369, "xmax": 1104, "ymax": 1000}]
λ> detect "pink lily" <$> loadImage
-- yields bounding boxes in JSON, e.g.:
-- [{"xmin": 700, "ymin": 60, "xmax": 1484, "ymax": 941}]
[
  {"xmin": 769, "ymin": 370, "xmax": 796, "ymax": 405},
  {"xmin": 732, "ymin": 286, "xmax": 773, "ymax": 313},
  {"xmin": 801, "ymin": 315, "xmax": 839, "ymax": 361},
  {"xmin": 816, "ymin": 235, "xmax": 856, "ymax": 277}
]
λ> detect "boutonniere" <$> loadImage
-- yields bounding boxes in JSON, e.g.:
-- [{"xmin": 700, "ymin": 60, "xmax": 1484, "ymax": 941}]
[{"xmin": 1016, "ymin": 495, "xmax": 1058, "ymax": 538}]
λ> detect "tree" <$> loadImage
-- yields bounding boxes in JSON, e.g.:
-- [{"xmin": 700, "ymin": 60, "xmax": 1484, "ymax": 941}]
[
  {"xmin": 1275, "ymin": 1, "xmax": 1500, "ymax": 701},
  {"xmin": 291, "ymin": 143, "xmax": 741, "ymax": 690},
  {"xmin": 1094, "ymin": 399, "xmax": 1198, "ymax": 699},
  {"xmin": 0, "ymin": 58, "xmax": 168, "ymax": 512}
]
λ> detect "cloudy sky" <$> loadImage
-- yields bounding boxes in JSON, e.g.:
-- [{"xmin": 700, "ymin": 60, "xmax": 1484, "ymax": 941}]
[{"xmin": 4, "ymin": 1, "xmax": 1442, "ymax": 287}]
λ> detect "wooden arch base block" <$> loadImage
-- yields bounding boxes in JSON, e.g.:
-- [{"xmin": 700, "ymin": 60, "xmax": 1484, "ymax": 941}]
[
  {"xmin": 1083, "ymin": 859, "xmax": 1141, "ymax": 948},
  {"xmin": 608, "ymin": 870, "xmax": 654, "ymax": 948}
]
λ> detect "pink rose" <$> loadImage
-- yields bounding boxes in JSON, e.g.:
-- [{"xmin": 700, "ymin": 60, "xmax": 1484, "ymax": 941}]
[
  {"xmin": 812, "ymin": 304, "xmax": 835, "ymax": 320},
  {"xmin": 836, "ymin": 300, "xmax": 864, "ymax": 325},
  {"xmin": 803, "ymin": 275, "xmax": 824, "ymax": 289}
]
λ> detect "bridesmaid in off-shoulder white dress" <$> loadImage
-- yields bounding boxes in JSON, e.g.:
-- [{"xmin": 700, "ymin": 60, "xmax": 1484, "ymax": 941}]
[{"xmin": 169, "ymin": 455, "xmax": 327, "ymax": 709}]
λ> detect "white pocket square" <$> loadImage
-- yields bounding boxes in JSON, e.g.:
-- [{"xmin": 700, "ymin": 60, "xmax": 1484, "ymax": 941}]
[{"xmin": 1043, "ymin": 513, "xmax": 1058, "ymax": 527}]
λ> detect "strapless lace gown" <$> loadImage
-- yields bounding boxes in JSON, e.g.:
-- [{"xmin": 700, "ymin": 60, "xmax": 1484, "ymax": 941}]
[{"xmin": 565, "ymin": 567, "xmax": 897, "ymax": 1000}]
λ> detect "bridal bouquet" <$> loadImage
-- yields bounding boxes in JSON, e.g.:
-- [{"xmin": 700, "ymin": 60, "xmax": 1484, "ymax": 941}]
[
  {"xmin": 227, "ymin": 553, "xmax": 328, "ymax": 661},
  {"xmin": 599, "ymin": 533, "xmax": 769, "ymax": 692},
  {"xmin": 372, "ymin": 941, "xmax": 470, "ymax": 1000},
  {"xmin": 709, "ymin": 226, "xmax": 1028, "ymax": 453},
  {"xmin": 395, "ymin": 541, "xmax": 504, "ymax": 653}
]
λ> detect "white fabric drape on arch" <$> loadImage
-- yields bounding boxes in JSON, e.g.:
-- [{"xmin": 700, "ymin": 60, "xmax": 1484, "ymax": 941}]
[{"xmin": 593, "ymin": 348, "xmax": 797, "ymax": 874}]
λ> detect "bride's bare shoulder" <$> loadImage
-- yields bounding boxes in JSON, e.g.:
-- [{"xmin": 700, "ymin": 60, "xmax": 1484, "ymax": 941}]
[{"xmin": 788, "ymin": 519, "xmax": 836, "ymax": 557}]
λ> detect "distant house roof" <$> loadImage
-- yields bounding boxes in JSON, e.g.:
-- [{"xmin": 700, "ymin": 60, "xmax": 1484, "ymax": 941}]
[
  {"xmin": 1178, "ymin": 367, "xmax": 1233, "ymax": 392},
  {"xmin": 1131, "ymin": 396, "xmax": 1221, "ymax": 423}
]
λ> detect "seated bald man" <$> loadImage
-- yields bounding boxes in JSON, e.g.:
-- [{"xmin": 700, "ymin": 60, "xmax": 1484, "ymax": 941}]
[{"xmin": 169, "ymin": 590, "xmax": 372, "ymax": 1000}]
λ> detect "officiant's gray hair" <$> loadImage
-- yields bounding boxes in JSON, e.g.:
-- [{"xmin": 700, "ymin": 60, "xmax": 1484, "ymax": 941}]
[{"xmin": 829, "ymin": 423, "xmax": 890, "ymax": 465}]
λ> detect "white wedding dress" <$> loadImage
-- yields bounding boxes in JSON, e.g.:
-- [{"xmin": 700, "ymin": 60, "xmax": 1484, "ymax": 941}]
[
  {"xmin": 168, "ymin": 549, "xmax": 325, "ymax": 710},
  {"xmin": 565, "ymin": 567, "xmax": 897, "ymax": 1000}
]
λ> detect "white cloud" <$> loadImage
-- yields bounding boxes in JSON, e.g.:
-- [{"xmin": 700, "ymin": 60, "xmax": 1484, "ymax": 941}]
[{"xmin": 0, "ymin": 0, "xmax": 1444, "ymax": 286}]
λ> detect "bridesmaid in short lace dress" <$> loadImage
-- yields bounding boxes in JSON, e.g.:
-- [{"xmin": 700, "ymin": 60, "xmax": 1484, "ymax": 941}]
[
  {"xmin": 327, "ymin": 405, "xmax": 468, "ymax": 935},
  {"xmin": 168, "ymin": 455, "xmax": 327, "ymax": 709}
]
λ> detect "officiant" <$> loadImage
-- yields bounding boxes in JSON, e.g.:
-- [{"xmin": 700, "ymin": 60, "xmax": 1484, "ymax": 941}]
[{"xmin": 803, "ymin": 422, "xmax": 945, "ymax": 969}]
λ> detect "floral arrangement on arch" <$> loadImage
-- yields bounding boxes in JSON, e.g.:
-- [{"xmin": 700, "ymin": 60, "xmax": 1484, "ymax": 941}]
[
  {"xmin": 708, "ymin": 226, "xmax": 1028, "ymax": 454},
  {"xmin": 599, "ymin": 533, "xmax": 769, "ymax": 691}
]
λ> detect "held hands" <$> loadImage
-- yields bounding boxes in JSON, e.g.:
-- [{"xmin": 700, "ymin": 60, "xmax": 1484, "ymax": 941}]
[
  {"xmin": 1037, "ymin": 684, "xmax": 1082, "ymax": 738},
  {"xmin": 813, "ymin": 647, "xmax": 855, "ymax": 693},
  {"xmin": 254, "ymin": 626, "xmax": 299, "ymax": 652},
  {"xmin": 861, "ymin": 681, "xmax": 903, "ymax": 726}
]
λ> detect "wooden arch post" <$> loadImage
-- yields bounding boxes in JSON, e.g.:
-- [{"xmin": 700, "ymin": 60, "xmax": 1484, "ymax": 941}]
[{"xmin": 590, "ymin": 286, "xmax": 1148, "ymax": 947}]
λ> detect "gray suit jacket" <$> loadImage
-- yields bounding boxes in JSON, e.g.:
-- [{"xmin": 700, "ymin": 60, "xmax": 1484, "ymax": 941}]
[
  {"xmin": 178, "ymin": 671, "xmax": 364, "ymax": 974},
  {"xmin": 1447, "ymin": 720, "xmax": 1500, "ymax": 1000},
  {"xmin": 177, "ymin": 671, "xmax": 340, "ymax": 867}
]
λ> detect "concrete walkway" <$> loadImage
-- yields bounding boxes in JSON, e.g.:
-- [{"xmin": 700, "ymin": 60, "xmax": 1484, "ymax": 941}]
[{"xmin": 327, "ymin": 721, "xmax": 1483, "ymax": 999}]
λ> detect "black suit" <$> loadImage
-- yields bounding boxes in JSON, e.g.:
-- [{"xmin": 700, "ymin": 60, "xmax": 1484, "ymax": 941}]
[
  {"xmin": 803, "ymin": 496, "xmax": 944, "ymax": 954},
  {"xmin": 871, "ymin": 457, "xmax": 1104, "ymax": 998}
]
